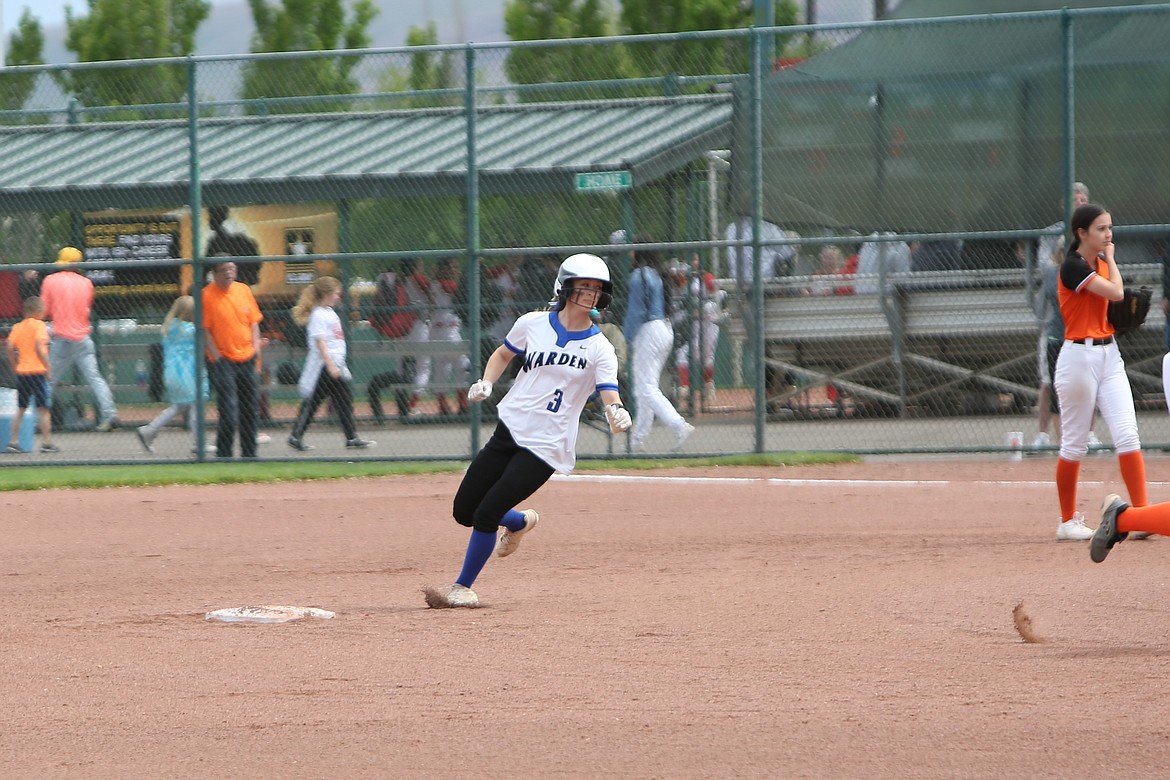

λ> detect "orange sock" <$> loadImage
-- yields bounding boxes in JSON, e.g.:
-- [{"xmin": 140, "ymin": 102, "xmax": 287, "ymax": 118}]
[
  {"xmin": 1118, "ymin": 451, "xmax": 1148, "ymax": 507},
  {"xmin": 1056, "ymin": 458, "xmax": 1080, "ymax": 521},
  {"xmin": 1117, "ymin": 501, "xmax": 1170, "ymax": 535}
]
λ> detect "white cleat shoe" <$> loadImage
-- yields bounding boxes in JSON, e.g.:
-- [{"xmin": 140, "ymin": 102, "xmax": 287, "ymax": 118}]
[
  {"xmin": 672, "ymin": 422, "xmax": 695, "ymax": 452},
  {"xmin": 1056, "ymin": 511, "xmax": 1094, "ymax": 541},
  {"xmin": 496, "ymin": 509, "xmax": 539, "ymax": 558},
  {"xmin": 445, "ymin": 583, "xmax": 479, "ymax": 607}
]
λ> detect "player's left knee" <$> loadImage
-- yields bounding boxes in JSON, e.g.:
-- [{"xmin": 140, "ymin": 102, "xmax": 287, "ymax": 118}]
[{"xmin": 470, "ymin": 514, "xmax": 500, "ymax": 535}]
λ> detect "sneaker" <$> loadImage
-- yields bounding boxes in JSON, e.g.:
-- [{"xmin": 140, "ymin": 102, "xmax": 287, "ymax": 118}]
[
  {"xmin": 1091, "ymin": 494, "xmax": 1130, "ymax": 562},
  {"xmin": 1056, "ymin": 512, "xmax": 1094, "ymax": 541},
  {"xmin": 40, "ymin": 443, "xmax": 60, "ymax": 453},
  {"xmin": 672, "ymin": 422, "xmax": 695, "ymax": 452},
  {"xmin": 495, "ymin": 509, "xmax": 539, "ymax": 558},
  {"xmin": 96, "ymin": 416, "xmax": 119, "ymax": 432},
  {"xmin": 1129, "ymin": 531, "xmax": 1152, "ymax": 541},
  {"xmin": 287, "ymin": 436, "xmax": 314, "ymax": 452},
  {"xmin": 191, "ymin": 443, "xmax": 217, "ymax": 454},
  {"xmin": 1031, "ymin": 432, "xmax": 1050, "ymax": 449},
  {"xmin": 4, "ymin": 443, "xmax": 21, "ymax": 453},
  {"xmin": 256, "ymin": 432, "xmax": 271, "ymax": 444},
  {"xmin": 446, "ymin": 584, "xmax": 479, "ymax": 607},
  {"xmin": 136, "ymin": 426, "xmax": 155, "ymax": 453},
  {"xmin": 345, "ymin": 438, "xmax": 375, "ymax": 449}
]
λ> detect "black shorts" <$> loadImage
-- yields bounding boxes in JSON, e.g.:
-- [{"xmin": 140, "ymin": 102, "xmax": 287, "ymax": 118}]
[{"xmin": 16, "ymin": 374, "xmax": 50, "ymax": 409}]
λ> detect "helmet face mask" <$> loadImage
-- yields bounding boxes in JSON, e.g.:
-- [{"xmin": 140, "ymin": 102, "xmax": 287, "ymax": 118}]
[{"xmin": 552, "ymin": 253, "xmax": 613, "ymax": 312}]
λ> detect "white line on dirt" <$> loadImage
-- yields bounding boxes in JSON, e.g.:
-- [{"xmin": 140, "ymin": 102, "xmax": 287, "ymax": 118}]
[{"xmin": 554, "ymin": 474, "xmax": 1166, "ymax": 488}]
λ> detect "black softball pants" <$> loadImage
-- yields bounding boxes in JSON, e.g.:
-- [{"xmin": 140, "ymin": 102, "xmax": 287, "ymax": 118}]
[
  {"xmin": 452, "ymin": 421, "xmax": 554, "ymax": 534},
  {"xmin": 291, "ymin": 372, "xmax": 357, "ymax": 441}
]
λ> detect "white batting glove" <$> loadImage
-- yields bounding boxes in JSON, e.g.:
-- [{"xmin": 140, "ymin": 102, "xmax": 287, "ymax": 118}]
[
  {"xmin": 468, "ymin": 379, "xmax": 493, "ymax": 403},
  {"xmin": 606, "ymin": 403, "xmax": 632, "ymax": 433}
]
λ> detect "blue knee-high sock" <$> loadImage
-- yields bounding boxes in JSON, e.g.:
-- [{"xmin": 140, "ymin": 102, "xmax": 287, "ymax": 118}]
[
  {"xmin": 456, "ymin": 529, "xmax": 497, "ymax": 588},
  {"xmin": 500, "ymin": 509, "xmax": 525, "ymax": 532}
]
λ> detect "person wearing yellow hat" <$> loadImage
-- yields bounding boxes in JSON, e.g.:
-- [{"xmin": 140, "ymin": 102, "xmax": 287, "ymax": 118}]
[{"xmin": 40, "ymin": 246, "xmax": 120, "ymax": 431}]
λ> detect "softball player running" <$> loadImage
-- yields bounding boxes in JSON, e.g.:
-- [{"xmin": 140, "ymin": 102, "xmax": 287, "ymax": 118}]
[
  {"xmin": 426, "ymin": 254, "xmax": 631, "ymax": 608},
  {"xmin": 1053, "ymin": 203, "xmax": 1148, "ymax": 541}
]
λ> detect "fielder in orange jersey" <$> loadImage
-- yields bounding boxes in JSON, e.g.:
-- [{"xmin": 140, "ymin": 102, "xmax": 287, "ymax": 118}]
[{"xmin": 1052, "ymin": 203, "xmax": 1149, "ymax": 542}]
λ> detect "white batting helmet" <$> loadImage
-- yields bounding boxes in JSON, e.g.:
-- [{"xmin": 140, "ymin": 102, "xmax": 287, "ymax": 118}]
[{"xmin": 552, "ymin": 253, "xmax": 613, "ymax": 311}]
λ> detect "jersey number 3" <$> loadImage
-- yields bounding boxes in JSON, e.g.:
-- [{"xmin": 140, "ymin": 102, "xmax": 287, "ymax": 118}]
[{"xmin": 546, "ymin": 389, "xmax": 564, "ymax": 413}]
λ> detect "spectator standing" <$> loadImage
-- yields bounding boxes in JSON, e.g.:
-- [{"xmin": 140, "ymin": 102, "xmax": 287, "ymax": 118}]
[
  {"xmin": 202, "ymin": 258, "xmax": 263, "ymax": 458},
  {"xmin": 1032, "ymin": 236, "xmax": 1064, "ymax": 449},
  {"xmin": 625, "ymin": 242, "xmax": 693, "ymax": 452},
  {"xmin": 397, "ymin": 258, "xmax": 436, "ymax": 416},
  {"xmin": 854, "ymin": 233, "xmax": 911, "ymax": 294},
  {"xmin": 724, "ymin": 216, "xmax": 796, "ymax": 285},
  {"xmin": 136, "ymin": 296, "xmax": 207, "ymax": 454},
  {"xmin": 428, "ymin": 258, "xmax": 471, "ymax": 417},
  {"xmin": 40, "ymin": 246, "xmax": 119, "ymax": 431},
  {"xmin": 1037, "ymin": 182, "xmax": 1090, "ymax": 282},
  {"xmin": 1032, "ymin": 183, "xmax": 1091, "ymax": 450},
  {"xmin": 675, "ymin": 261, "xmax": 726, "ymax": 399},
  {"xmin": 4, "ymin": 296, "xmax": 56, "ymax": 453},
  {"xmin": 287, "ymin": 277, "xmax": 374, "ymax": 451}
]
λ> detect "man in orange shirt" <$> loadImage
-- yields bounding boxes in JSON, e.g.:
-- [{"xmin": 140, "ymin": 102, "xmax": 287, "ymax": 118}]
[
  {"xmin": 202, "ymin": 258, "xmax": 263, "ymax": 458},
  {"xmin": 40, "ymin": 246, "xmax": 119, "ymax": 431}
]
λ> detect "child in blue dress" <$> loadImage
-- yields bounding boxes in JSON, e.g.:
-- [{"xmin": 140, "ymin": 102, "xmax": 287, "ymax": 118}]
[{"xmin": 137, "ymin": 296, "xmax": 206, "ymax": 453}]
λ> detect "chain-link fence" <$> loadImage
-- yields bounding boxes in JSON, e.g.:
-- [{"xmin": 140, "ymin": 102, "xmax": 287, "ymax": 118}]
[{"xmin": 2, "ymin": 5, "xmax": 1170, "ymax": 464}]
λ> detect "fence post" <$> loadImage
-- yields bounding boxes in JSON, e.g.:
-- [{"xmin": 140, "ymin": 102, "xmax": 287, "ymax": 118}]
[
  {"xmin": 1061, "ymin": 8, "xmax": 1075, "ymax": 227},
  {"xmin": 187, "ymin": 55, "xmax": 207, "ymax": 460},
  {"xmin": 749, "ymin": 27, "xmax": 766, "ymax": 453},
  {"xmin": 465, "ymin": 42, "xmax": 482, "ymax": 455}
]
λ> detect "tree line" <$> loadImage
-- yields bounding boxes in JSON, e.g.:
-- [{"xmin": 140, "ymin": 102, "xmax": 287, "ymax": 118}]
[{"xmin": 2, "ymin": 0, "xmax": 805, "ymax": 113}]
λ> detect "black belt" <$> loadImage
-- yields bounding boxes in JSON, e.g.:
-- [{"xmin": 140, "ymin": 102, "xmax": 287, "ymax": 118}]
[{"xmin": 1071, "ymin": 336, "xmax": 1114, "ymax": 346}]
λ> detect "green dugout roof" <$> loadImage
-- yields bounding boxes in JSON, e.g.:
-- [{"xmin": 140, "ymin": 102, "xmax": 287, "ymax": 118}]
[{"xmin": 0, "ymin": 94, "xmax": 731, "ymax": 212}]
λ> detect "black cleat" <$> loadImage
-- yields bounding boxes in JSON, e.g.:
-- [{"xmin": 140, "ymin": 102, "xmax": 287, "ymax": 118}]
[{"xmin": 1091, "ymin": 494, "xmax": 1130, "ymax": 563}]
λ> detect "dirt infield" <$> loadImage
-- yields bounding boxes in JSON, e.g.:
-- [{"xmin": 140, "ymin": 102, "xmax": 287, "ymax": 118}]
[{"xmin": 5, "ymin": 455, "xmax": 1170, "ymax": 778}]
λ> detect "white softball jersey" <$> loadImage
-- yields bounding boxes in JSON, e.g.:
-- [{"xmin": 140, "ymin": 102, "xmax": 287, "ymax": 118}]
[{"xmin": 497, "ymin": 311, "xmax": 620, "ymax": 474}]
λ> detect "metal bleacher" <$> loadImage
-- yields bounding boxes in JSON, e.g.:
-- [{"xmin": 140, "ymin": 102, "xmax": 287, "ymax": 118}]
[{"xmin": 726, "ymin": 264, "xmax": 1167, "ymax": 419}]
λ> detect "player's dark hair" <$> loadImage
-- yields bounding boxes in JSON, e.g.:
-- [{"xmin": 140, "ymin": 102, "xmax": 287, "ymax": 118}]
[{"xmin": 1068, "ymin": 203, "xmax": 1108, "ymax": 256}]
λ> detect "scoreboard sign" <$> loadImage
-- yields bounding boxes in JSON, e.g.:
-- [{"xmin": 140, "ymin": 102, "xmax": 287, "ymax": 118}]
[{"xmin": 82, "ymin": 215, "xmax": 182, "ymax": 295}]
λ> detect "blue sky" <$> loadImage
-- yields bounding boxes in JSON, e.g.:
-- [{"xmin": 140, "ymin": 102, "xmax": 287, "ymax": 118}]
[{"xmin": 3, "ymin": 0, "xmax": 237, "ymax": 36}]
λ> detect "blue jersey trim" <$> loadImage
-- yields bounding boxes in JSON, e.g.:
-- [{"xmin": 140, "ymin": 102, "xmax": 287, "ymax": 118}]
[
  {"xmin": 503, "ymin": 338, "xmax": 524, "ymax": 355},
  {"xmin": 595, "ymin": 383, "xmax": 619, "ymax": 392},
  {"xmin": 548, "ymin": 311, "xmax": 600, "ymax": 348}
]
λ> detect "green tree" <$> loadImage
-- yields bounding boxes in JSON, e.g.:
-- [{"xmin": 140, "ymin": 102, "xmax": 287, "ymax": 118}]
[
  {"xmin": 504, "ymin": 0, "xmax": 630, "ymax": 102},
  {"xmin": 56, "ymin": 0, "xmax": 210, "ymax": 117},
  {"xmin": 1, "ymin": 9, "xmax": 45, "ymax": 114},
  {"xmin": 619, "ymin": 0, "xmax": 755, "ymax": 81},
  {"xmin": 242, "ymin": 0, "xmax": 378, "ymax": 115},
  {"xmin": 406, "ymin": 22, "xmax": 458, "ymax": 107}
]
